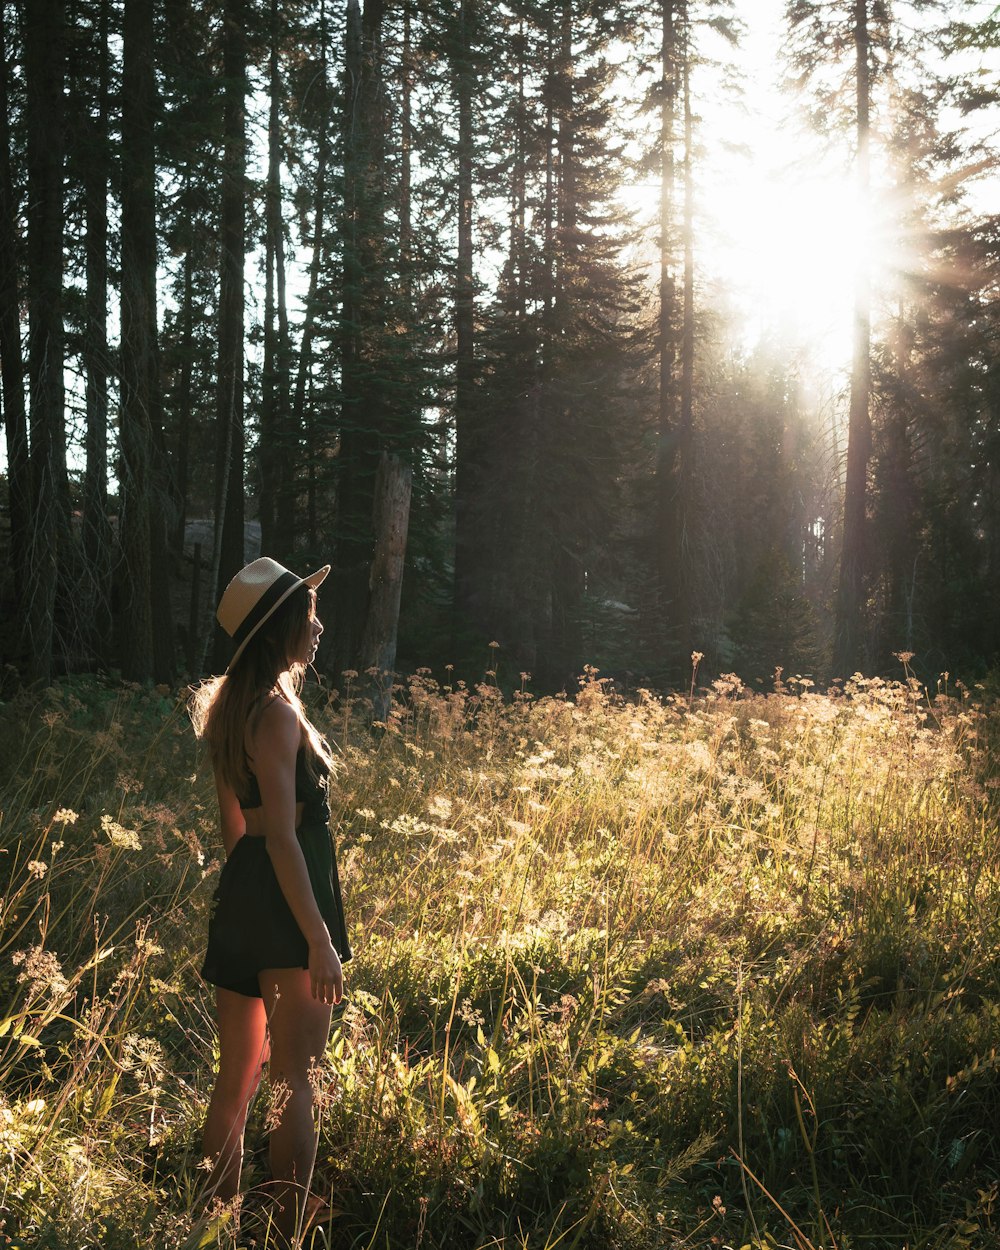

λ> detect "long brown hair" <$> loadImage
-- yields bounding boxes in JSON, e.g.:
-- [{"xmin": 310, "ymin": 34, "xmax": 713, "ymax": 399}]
[{"xmin": 189, "ymin": 585, "xmax": 332, "ymax": 792}]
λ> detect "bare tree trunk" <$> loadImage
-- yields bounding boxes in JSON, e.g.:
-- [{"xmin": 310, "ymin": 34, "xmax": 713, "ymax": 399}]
[
  {"xmin": 833, "ymin": 0, "xmax": 872, "ymax": 675},
  {"xmin": 120, "ymin": 0, "xmax": 158, "ymax": 679},
  {"xmin": 677, "ymin": 8, "xmax": 694, "ymax": 652},
  {"xmin": 82, "ymin": 0, "xmax": 113, "ymax": 664},
  {"xmin": 359, "ymin": 452, "xmax": 412, "ymax": 720},
  {"xmin": 259, "ymin": 0, "xmax": 294, "ymax": 562},
  {"xmin": 545, "ymin": 0, "xmax": 583, "ymax": 686},
  {"xmin": 0, "ymin": 8, "xmax": 30, "ymax": 620},
  {"xmin": 211, "ymin": 0, "xmax": 247, "ymax": 672},
  {"xmin": 24, "ymin": 0, "xmax": 67, "ymax": 684},
  {"xmin": 655, "ymin": 0, "xmax": 678, "ymax": 647},
  {"xmin": 292, "ymin": 0, "xmax": 331, "ymax": 557},
  {"xmin": 174, "ymin": 238, "xmax": 194, "ymax": 553},
  {"xmin": 451, "ymin": 0, "xmax": 480, "ymax": 645},
  {"xmin": 335, "ymin": 0, "xmax": 387, "ymax": 676}
]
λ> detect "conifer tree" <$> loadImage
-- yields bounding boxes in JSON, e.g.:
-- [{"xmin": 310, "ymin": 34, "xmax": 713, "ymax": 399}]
[
  {"xmin": 0, "ymin": 5, "xmax": 30, "ymax": 638},
  {"xmin": 23, "ymin": 0, "xmax": 68, "ymax": 683}
]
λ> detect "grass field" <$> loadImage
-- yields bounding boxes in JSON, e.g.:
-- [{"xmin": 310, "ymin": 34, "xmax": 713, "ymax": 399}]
[{"xmin": 1, "ymin": 664, "xmax": 998, "ymax": 1250}]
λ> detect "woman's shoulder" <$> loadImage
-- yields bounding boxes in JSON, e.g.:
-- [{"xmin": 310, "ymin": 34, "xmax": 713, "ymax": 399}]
[{"xmin": 251, "ymin": 694, "xmax": 303, "ymax": 755}]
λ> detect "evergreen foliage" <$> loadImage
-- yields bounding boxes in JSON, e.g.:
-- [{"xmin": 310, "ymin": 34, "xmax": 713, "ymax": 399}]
[{"xmin": 0, "ymin": 0, "xmax": 997, "ymax": 686}]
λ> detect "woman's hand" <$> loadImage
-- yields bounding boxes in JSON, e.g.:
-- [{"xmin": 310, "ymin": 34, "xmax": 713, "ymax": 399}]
[{"xmin": 309, "ymin": 935, "xmax": 343, "ymax": 1005}]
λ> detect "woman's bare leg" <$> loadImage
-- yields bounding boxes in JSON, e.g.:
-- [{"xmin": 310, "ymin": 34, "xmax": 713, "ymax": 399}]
[
  {"xmin": 258, "ymin": 967, "xmax": 332, "ymax": 1245},
  {"xmin": 202, "ymin": 987, "xmax": 270, "ymax": 1204}
]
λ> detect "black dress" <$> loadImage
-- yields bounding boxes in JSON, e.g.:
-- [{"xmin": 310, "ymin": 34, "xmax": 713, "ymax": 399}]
[{"xmin": 201, "ymin": 744, "xmax": 352, "ymax": 998}]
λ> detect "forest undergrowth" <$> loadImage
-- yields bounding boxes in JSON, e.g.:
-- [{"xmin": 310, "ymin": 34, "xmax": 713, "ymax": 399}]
[{"xmin": 1, "ymin": 663, "xmax": 998, "ymax": 1250}]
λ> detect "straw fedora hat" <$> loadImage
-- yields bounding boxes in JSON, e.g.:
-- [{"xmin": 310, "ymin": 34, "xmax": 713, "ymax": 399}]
[{"xmin": 217, "ymin": 557, "xmax": 330, "ymax": 672}]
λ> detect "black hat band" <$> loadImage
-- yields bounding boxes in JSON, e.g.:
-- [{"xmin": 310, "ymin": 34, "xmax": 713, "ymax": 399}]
[{"xmin": 230, "ymin": 571, "xmax": 301, "ymax": 651}]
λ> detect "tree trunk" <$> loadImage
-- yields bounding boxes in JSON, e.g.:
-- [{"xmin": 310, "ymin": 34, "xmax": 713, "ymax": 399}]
[
  {"xmin": 545, "ymin": 0, "xmax": 582, "ymax": 686},
  {"xmin": 335, "ymin": 0, "xmax": 386, "ymax": 676},
  {"xmin": 174, "ymin": 238, "xmax": 194, "ymax": 554},
  {"xmin": 451, "ymin": 0, "xmax": 481, "ymax": 645},
  {"xmin": 120, "ymin": 0, "xmax": 159, "ymax": 680},
  {"xmin": 0, "ymin": 9, "xmax": 30, "ymax": 620},
  {"xmin": 82, "ymin": 0, "xmax": 113, "ymax": 664},
  {"xmin": 24, "ymin": 0, "xmax": 67, "ymax": 683},
  {"xmin": 359, "ymin": 452, "xmax": 412, "ymax": 720},
  {"xmin": 833, "ymin": 0, "xmax": 872, "ymax": 675},
  {"xmin": 259, "ymin": 0, "xmax": 294, "ymax": 562},
  {"xmin": 676, "ymin": 8, "xmax": 694, "ymax": 652},
  {"xmin": 292, "ymin": 0, "xmax": 332, "ymax": 557},
  {"xmin": 655, "ymin": 0, "xmax": 679, "ymax": 648},
  {"xmin": 211, "ymin": 0, "xmax": 247, "ymax": 672}
]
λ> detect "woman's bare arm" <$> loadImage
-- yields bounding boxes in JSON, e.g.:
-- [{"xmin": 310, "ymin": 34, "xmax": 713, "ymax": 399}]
[{"xmin": 250, "ymin": 699, "xmax": 343, "ymax": 1003}]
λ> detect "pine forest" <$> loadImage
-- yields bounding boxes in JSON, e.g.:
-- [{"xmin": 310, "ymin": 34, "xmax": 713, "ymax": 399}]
[{"xmin": 1, "ymin": 0, "xmax": 997, "ymax": 692}]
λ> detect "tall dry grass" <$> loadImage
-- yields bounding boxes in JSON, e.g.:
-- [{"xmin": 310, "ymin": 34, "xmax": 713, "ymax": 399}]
[{"xmin": 0, "ymin": 666, "xmax": 998, "ymax": 1249}]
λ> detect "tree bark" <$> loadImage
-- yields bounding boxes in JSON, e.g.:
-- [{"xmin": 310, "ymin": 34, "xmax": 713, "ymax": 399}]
[
  {"xmin": 259, "ymin": 0, "xmax": 294, "ymax": 562},
  {"xmin": 292, "ymin": 0, "xmax": 332, "ymax": 555},
  {"xmin": 82, "ymin": 0, "xmax": 113, "ymax": 664},
  {"xmin": 833, "ymin": 0, "xmax": 872, "ymax": 675},
  {"xmin": 359, "ymin": 452, "xmax": 412, "ymax": 721},
  {"xmin": 335, "ymin": 0, "xmax": 387, "ymax": 676},
  {"xmin": 676, "ymin": 7, "xmax": 694, "ymax": 652},
  {"xmin": 451, "ymin": 0, "xmax": 481, "ymax": 645},
  {"xmin": 0, "ymin": 8, "xmax": 30, "ymax": 619},
  {"xmin": 545, "ymin": 0, "xmax": 582, "ymax": 685},
  {"xmin": 120, "ymin": 0, "xmax": 160, "ymax": 680},
  {"xmin": 24, "ymin": 0, "xmax": 67, "ymax": 683},
  {"xmin": 211, "ymin": 0, "xmax": 247, "ymax": 672},
  {"xmin": 655, "ymin": 0, "xmax": 679, "ymax": 644},
  {"xmin": 174, "ymin": 238, "xmax": 194, "ymax": 554}
]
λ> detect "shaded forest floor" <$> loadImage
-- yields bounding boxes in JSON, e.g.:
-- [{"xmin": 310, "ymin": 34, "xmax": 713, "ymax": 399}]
[{"xmin": 1, "ymin": 668, "xmax": 999, "ymax": 1249}]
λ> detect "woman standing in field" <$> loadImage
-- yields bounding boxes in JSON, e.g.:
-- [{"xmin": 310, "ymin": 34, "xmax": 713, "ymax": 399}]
[{"xmin": 190, "ymin": 557, "xmax": 351, "ymax": 1245}]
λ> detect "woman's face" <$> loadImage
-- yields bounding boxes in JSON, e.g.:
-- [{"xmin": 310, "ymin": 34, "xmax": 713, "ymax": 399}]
[{"xmin": 300, "ymin": 601, "xmax": 323, "ymax": 665}]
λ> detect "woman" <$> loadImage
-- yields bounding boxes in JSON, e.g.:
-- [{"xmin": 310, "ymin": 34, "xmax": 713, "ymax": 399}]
[{"xmin": 190, "ymin": 556, "xmax": 352, "ymax": 1244}]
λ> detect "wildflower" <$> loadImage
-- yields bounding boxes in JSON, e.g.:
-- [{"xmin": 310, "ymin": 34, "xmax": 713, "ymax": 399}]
[
  {"xmin": 101, "ymin": 814, "xmax": 141, "ymax": 851},
  {"xmin": 12, "ymin": 945, "xmax": 69, "ymax": 998},
  {"xmin": 428, "ymin": 795, "xmax": 453, "ymax": 821},
  {"xmin": 263, "ymin": 1079, "xmax": 292, "ymax": 1133},
  {"xmin": 122, "ymin": 1035, "xmax": 167, "ymax": 1089},
  {"xmin": 26, "ymin": 861, "xmax": 47, "ymax": 880},
  {"xmin": 53, "ymin": 808, "xmax": 78, "ymax": 825},
  {"xmin": 458, "ymin": 998, "xmax": 485, "ymax": 1029},
  {"xmin": 356, "ymin": 807, "xmax": 376, "ymax": 820},
  {"xmin": 307, "ymin": 1056, "xmax": 341, "ymax": 1112}
]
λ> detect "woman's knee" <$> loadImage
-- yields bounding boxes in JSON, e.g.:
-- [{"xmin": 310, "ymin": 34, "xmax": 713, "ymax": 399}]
[{"xmin": 213, "ymin": 1059, "xmax": 266, "ymax": 1104}]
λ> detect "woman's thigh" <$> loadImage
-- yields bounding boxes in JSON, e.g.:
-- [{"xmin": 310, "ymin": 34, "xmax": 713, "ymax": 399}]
[
  {"xmin": 215, "ymin": 987, "xmax": 270, "ymax": 1088},
  {"xmin": 258, "ymin": 967, "xmax": 332, "ymax": 1080}
]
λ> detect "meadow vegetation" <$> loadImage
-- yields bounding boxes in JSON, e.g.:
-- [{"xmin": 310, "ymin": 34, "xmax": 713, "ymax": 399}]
[{"xmin": 1, "ymin": 663, "xmax": 998, "ymax": 1249}]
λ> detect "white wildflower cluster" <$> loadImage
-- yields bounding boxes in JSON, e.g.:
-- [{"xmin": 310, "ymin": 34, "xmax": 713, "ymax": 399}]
[
  {"xmin": 12, "ymin": 944, "xmax": 69, "ymax": 999},
  {"xmin": 101, "ymin": 813, "xmax": 141, "ymax": 850},
  {"xmin": 427, "ymin": 794, "xmax": 453, "ymax": 822},
  {"xmin": 121, "ymin": 1034, "xmax": 167, "ymax": 1089},
  {"xmin": 458, "ymin": 997, "xmax": 485, "ymax": 1029}
]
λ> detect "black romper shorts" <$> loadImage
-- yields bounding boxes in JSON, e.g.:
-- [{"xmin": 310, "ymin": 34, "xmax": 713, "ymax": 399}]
[{"xmin": 201, "ymin": 745, "xmax": 352, "ymax": 998}]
